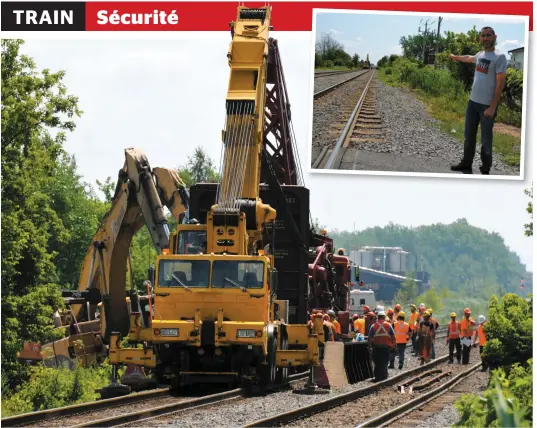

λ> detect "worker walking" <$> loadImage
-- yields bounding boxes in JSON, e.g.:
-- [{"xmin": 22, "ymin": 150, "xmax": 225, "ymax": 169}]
[
  {"xmin": 393, "ymin": 312, "xmax": 411, "ymax": 369},
  {"xmin": 368, "ymin": 310, "xmax": 396, "ymax": 382},
  {"xmin": 409, "ymin": 304, "xmax": 419, "ymax": 355},
  {"xmin": 417, "ymin": 311, "xmax": 435, "ymax": 365},
  {"xmin": 473, "ymin": 315, "xmax": 488, "ymax": 371},
  {"xmin": 447, "ymin": 312, "xmax": 462, "ymax": 364},
  {"xmin": 460, "ymin": 308, "xmax": 475, "ymax": 364},
  {"xmin": 386, "ymin": 308, "xmax": 396, "ymax": 368}
]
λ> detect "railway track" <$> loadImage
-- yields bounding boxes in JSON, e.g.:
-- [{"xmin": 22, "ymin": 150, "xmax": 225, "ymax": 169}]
[
  {"xmin": 245, "ymin": 339, "xmax": 463, "ymax": 427},
  {"xmin": 313, "ymin": 70, "xmax": 384, "ymax": 170},
  {"xmin": 314, "ymin": 69, "xmax": 362, "ymax": 78},
  {"xmin": 361, "ymin": 362, "xmax": 482, "ymax": 427},
  {"xmin": 2, "ymin": 372, "xmax": 309, "ymax": 428},
  {"xmin": 313, "ymin": 69, "xmax": 370, "ymax": 99}
]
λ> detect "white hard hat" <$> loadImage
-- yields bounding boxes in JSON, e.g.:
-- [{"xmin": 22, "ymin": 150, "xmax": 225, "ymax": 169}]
[
  {"xmin": 419, "ymin": 303, "xmax": 426, "ymax": 309},
  {"xmin": 327, "ymin": 309, "xmax": 336, "ymax": 317},
  {"xmin": 375, "ymin": 305, "xmax": 385, "ymax": 313},
  {"xmin": 377, "ymin": 310, "xmax": 386, "ymax": 316},
  {"xmin": 477, "ymin": 315, "xmax": 486, "ymax": 324}
]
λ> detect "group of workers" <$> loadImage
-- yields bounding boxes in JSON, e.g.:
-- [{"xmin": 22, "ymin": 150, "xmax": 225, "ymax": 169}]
[
  {"xmin": 308, "ymin": 302, "xmax": 489, "ymax": 383},
  {"xmin": 350, "ymin": 303, "xmax": 489, "ymax": 382}
]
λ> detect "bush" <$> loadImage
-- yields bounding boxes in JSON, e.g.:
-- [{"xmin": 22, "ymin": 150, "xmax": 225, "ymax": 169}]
[
  {"xmin": 453, "ymin": 359, "xmax": 532, "ymax": 427},
  {"xmin": 483, "ymin": 293, "xmax": 532, "ymax": 370},
  {"xmin": 384, "ymin": 68, "xmax": 392, "ymax": 75},
  {"xmin": 1, "ymin": 363, "xmax": 113, "ymax": 417}
]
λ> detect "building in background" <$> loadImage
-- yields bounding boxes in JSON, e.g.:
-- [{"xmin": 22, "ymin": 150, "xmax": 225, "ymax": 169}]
[{"xmin": 507, "ymin": 46, "xmax": 524, "ymax": 70}]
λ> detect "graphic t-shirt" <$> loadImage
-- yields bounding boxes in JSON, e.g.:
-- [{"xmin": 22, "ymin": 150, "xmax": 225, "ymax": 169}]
[{"xmin": 470, "ymin": 50, "xmax": 507, "ymax": 106}]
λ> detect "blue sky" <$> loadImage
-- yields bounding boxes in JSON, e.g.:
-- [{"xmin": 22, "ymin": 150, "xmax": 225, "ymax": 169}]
[{"xmin": 314, "ymin": 12, "xmax": 527, "ymax": 65}]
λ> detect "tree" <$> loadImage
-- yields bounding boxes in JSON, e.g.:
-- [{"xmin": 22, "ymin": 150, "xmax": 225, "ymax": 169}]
[
  {"xmin": 177, "ymin": 146, "xmax": 220, "ymax": 187},
  {"xmin": 352, "ymin": 54, "xmax": 360, "ymax": 68},
  {"xmin": 524, "ymin": 185, "xmax": 532, "ymax": 237},
  {"xmin": 435, "ymin": 27, "xmax": 481, "ymax": 90},
  {"xmin": 1, "ymin": 39, "xmax": 82, "ymax": 388}
]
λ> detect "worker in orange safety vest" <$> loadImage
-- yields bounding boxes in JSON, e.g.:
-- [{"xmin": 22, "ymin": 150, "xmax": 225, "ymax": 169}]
[
  {"xmin": 473, "ymin": 315, "xmax": 488, "ymax": 371},
  {"xmin": 460, "ymin": 308, "xmax": 475, "ymax": 364},
  {"xmin": 417, "ymin": 311, "xmax": 435, "ymax": 365},
  {"xmin": 409, "ymin": 304, "xmax": 419, "ymax": 355},
  {"xmin": 446, "ymin": 312, "xmax": 462, "ymax": 364},
  {"xmin": 327, "ymin": 310, "xmax": 341, "ymax": 338},
  {"xmin": 428, "ymin": 308, "xmax": 439, "ymax": 359},
  {"xmin": 322, "ymin": 314, "xmax": 336, "ymax": 341},
  {"xmin": 353, "ymin": 314, "xmax": 366, "ymax": 335},
  {"xmin": 368, "ymin": 310, "xmax": 396, "ymax": 381},
  {"xmin": 392, "ymin": 311, "xmax": 411, "ymax": 369}
]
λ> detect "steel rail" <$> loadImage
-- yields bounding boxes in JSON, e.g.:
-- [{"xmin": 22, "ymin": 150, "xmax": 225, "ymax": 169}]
[
  {"xmin": 71, "ymin": 372, "xmax": 309, "ymax": 427},
  {"xmin": 357, "ymin": 361, "xmax": 482, "ymax": 427},
  {"xmin": 244, "ymin": 354, "xmax": 450, "ymax": 427},
  {"xmin": 323, "ymin": 71, "xmax": 375, "ymax": 170},
  {"xmin": 313, "ymin": 70, "xmax": 370, "ymax": 99},
  {"xmin": 1, "ymin": 386, "xmax": 171, "ymax": 427},
  {"xmin": 314, "ymin": 70, "xmax": 359, "ymax": 78}
]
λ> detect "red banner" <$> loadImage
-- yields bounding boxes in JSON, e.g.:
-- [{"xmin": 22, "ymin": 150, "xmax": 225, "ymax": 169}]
[{"xmin": 85, "ymin": 2, "xmax": 534, "ymax": 31}]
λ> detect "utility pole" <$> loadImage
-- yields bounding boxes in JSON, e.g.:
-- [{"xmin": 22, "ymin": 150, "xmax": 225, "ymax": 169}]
[
  {"xmin": 418, "ymin": 18, "xmax": 435, "ymax": 65},
  {"xmin": 435, "ymin": 16, "xmax": 443, "ymax": 67}
]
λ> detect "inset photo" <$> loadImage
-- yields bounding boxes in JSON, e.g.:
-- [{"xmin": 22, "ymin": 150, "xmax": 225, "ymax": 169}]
[{"xmin": 309, "ymin": 10, "xmax": 529, "ymax": 178}]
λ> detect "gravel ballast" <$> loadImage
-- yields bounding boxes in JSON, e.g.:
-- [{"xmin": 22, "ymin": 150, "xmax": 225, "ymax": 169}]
[
  {"xmin": 338, "ymin": 80, "xmax": 520, "ymax": 176},
  {"xmin": 142, "ymin": 340, "xmax": 453, "ymax": 427}
]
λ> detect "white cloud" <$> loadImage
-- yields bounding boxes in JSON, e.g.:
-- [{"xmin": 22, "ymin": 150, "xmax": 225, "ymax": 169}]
[
  {"xmin": 356, "ymin": 37, "xmax": 363, "ymax": 42},
  {"xmin": 327, "ymin": 28, "xmax": 343, "ymax": 36},
  {"xmin": 500, "ymin": 39, "xmax": 522, "ymax": 51}
]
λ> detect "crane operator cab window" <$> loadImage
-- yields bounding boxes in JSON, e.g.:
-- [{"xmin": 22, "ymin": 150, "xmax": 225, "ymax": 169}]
[
  {"xmin": 177, "ymin": 231, "xmax": 208, "ymax": 255},
  {"xmin": 211, "ymin": 261, "xmax": 264, "ymax": 289},
  {"xmin": 158, "ymin": 260, "xmax": 210, "ymax": 288}
]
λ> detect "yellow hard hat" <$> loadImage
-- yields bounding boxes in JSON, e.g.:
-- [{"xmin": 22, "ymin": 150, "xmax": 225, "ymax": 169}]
[
  {"xmin": 428, "ymin": 308, "xmax": 433, "ymax": 313},
  {"xmin": 398, "ymin": 311, "xmax": 405, "ymax": 318},
  {"xmin": 450, "ymin": 312, "xmax": 457, "ymax": 317},
  {"xmin": 424, "ymin": 310, "xmax": 431, "ymax": 317}
]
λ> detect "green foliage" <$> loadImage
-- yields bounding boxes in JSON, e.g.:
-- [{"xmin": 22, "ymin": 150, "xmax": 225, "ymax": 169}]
[
  {"xmin": 483, "ymin": 293, "xmax": 532, "ymax": 370},
  {"xmin": 393, "ymin": 271, "xmax": 419, "ymax": 304},
  {"xmin": 504, "ymin": 68, "xmax": 523, "ymax": 110},
  {"xmin": 1, "ymin": 39, "xmax": 96, "ymax": 390},
  {"xmin": 524, "ymin": 185, "xmax": 533, "ymax": 237},
  {"xmin": 1, "ymin": 363, "xmax": 113, "ymax": 417},
  {"xmin": 453, "ymin": 359, "xmax": 532, "ymax": 427},
  {"xmin": 177, "ymin": 146, "xmax": 220, "ymax": 187},
  {"xmin": 315, "ymin": 33, "xmax": 353, "ymax": 68}
]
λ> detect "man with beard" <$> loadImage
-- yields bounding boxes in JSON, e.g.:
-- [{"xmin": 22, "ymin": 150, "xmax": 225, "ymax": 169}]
[{"xmin": 449, "ymin": 26, "xmax": 507, "ymax": 175}]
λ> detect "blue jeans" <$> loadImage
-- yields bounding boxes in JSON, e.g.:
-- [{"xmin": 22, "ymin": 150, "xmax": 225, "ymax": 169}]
[{"xmin": 462, "ymin": 100, "xmax": 496, "ymax": 171}]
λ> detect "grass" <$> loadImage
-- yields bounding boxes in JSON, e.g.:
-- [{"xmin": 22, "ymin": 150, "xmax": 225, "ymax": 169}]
[{"xmin": 378, "ymin": 67, "xmax": 521, "ymax": 168}]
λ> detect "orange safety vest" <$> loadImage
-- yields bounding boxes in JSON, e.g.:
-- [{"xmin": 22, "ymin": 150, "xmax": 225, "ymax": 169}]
[
  {"xmin": 409, "ymin": 312, "xmax": 419, "ymax": 331},
  {"xmin": 394, "ymin": 321, "xmax": 410, "ymax": 344},
  {"xmin": 371, "ymin": 321, "xmax": 394, "ymax": 347},
  {"xmin": 354, "ymin": 318, "xmax": 366, "ymax": 334},
  {"xmin": 448, "ymin": 321, "xmax": 461, "ymax": 339},
  {"xmin": 419, "ymin": 321, "xmax": 434, "ymax": 338},
  {"xmin": 461, "ymin": 318, "xmax": 475, "ymax": 337},
  {"xmin": 332, "ymin": 319, "xmax": 341, "ymax": 335},
  {"xmin": 476, "ymin": 323, "xmax": 487, "ymax": 346}
]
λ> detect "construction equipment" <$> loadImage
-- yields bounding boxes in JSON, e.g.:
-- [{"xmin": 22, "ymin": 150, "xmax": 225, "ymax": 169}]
[
  {"xmin": 17, "ymin": 148, "xmax": 190, "ymax": 380},
  {"xmin": 102, "ymin": 6, "xmax": 366, "ymax": 395}
]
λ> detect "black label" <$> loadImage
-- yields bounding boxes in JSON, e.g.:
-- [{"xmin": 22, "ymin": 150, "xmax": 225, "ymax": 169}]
[{"xmin": 1, "ymin": 2, "xmax": 86, "ymax": 31}]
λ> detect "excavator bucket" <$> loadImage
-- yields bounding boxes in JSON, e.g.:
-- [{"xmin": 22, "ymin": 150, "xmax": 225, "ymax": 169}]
[{"xmin": 315, "ymin": 341, "xmax": 373, "ymax": 388}]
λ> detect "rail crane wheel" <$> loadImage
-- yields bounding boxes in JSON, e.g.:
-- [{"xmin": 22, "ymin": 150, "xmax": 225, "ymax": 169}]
[
  {"xmin": 260, "ymin": 335, "xmax": 277, "ymax": 387},
  {"xmin": 275, "ymin": 332, "xmax": 289, "ymax": 384}
]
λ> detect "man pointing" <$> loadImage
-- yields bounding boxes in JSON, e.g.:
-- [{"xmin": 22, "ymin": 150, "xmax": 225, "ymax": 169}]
[{"xmin": 449, "ymin": 26, "xmax": 507, "ymax": 175}]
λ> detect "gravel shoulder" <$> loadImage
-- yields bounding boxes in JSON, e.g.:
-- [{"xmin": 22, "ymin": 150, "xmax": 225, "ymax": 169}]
[{"xmin": 339, "ymin": 80, "xmax": 520, "ymax": 176}]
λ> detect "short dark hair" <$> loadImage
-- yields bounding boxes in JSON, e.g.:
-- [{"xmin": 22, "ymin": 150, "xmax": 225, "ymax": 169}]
[{"xmin": 481, "ymin": 26, "xmax": 495, "ymax": 35}]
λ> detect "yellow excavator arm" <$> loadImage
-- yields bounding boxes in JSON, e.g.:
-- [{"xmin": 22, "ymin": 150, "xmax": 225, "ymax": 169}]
[{"xmin": 77, "ymin": 148, "xmax": 189, "ymax": 336}]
